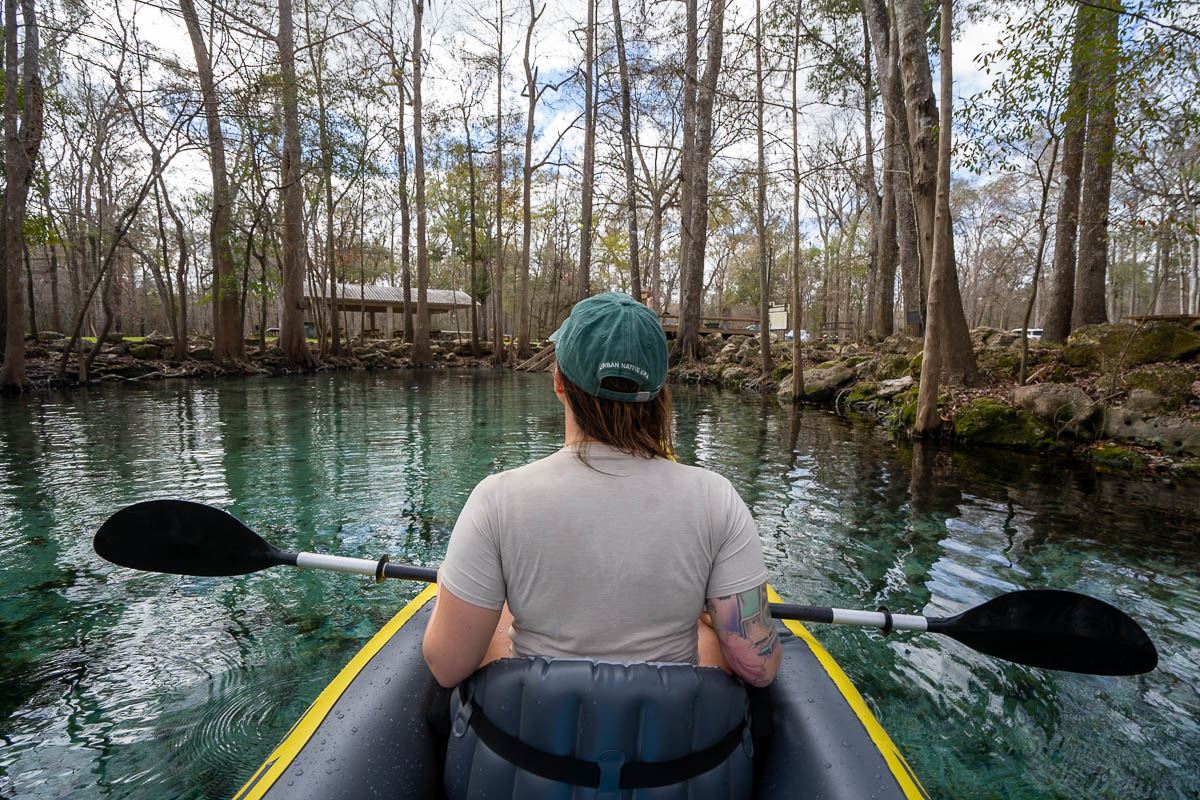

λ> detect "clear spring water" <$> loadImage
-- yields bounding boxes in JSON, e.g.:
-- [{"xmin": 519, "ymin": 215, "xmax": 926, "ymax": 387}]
[{"xmin": 0, "ymin": 369, "xmax": 1196, "ymax": 799}]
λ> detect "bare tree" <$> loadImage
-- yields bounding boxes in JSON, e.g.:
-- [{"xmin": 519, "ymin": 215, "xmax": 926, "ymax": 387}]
[
  {"xmin": 754, "ymin": 0, "xmax": 771, "ymax": 382},
  {"xmin": 612, "ymin": 0, "xmax": 641, "ymax": 305},
  {"xmin": 179, "ymin": 0, "xmax": 243, "ymax": 362},
  {"xmin": 411, "ymin": 0, "xmax": 432, "ymax": 364},
  {"xmin": 789, "ymin": 1, "xmax": 804, "ymax": 399},
  {"xmin": 278, "ymin": 0, "xmax": 316, "ymax": 366},
  {"xmin": 577, "ymin": 0, "xmax": 596, "ymax": 303}
]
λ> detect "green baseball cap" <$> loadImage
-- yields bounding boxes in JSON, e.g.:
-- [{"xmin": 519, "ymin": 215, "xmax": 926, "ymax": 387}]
[{"xmin": 549, "ymin": 292, "xmax": 668, "ymax": 402}]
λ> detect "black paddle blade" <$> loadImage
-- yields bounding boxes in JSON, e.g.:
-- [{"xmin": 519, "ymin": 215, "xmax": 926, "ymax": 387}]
[
  {"xmin": 94, "ymin": 500, "xmax": 293, "ymax": 577},
  {"xmin": 927, "ymin": 589, "xmax": 1157, "ymax": 676}
]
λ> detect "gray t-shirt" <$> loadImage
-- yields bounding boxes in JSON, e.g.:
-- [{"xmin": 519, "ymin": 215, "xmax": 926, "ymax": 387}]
[{"xmin": 440, "ymin": 444, "xmax": 768, "ymax": 665}]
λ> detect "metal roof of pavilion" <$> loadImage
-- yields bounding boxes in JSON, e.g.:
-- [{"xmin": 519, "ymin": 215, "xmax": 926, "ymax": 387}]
[{"xmin": 305, "ymin": 283, "xmax": 474, "ymax": 310}]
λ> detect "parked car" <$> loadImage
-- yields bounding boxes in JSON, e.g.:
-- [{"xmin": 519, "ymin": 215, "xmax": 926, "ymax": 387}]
[
  {"xmin": 1010, "ymin": 328, "xmax": 1043, "ymax": 340},
  {"xmin": 784, "ymin": 329, "xmax": 811, "ymax": 342},
  {"xmin": 745, "ymin": 323, "xmax": 761, "ymax": 332}
]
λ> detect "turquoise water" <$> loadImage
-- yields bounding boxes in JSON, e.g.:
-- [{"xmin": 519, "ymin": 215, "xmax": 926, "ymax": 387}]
[{"xmin": 0, "ymin": 370, "xmax": 1197, "ymax": 799}]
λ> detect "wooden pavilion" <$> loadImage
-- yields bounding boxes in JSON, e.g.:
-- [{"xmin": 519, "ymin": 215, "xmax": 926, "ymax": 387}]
[{"xmin": 304, "ymin": 283, "xmax": 475, "ymax": 337}]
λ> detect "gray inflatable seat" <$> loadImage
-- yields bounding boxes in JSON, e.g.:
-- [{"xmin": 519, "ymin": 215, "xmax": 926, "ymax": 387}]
[{"xmin": 444, "ymin": 657, "xmax": 753, "ymax": 800}]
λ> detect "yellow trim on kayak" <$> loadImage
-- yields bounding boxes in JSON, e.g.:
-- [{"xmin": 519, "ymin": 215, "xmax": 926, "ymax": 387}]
[
  {"xmin": 766, "ymin": 585, "xmax": 928, "ymax": 800},
  {"xmin": 231, "ymin": 584, "xmax": 439, "ymax": 800}
]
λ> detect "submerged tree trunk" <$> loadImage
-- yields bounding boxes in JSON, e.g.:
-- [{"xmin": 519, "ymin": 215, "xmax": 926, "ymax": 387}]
[{"xmin": 1043, "ymin": 11, "xmax": 1090, "ymax": 343}]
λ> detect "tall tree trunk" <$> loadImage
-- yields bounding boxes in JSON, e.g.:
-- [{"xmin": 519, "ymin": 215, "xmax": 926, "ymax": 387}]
[
  {"xmin": 675, "ymin": 0, "xmax": 698, "ymax": 337},
  {"xmin": 893, "ymin": 0, "xmax": 975, "ymax": 383},
  {"xmin": 464, "ymin": 110, "xmax": 482, "ymax": 356},
  {"xmin": 790, "ymin": 1, "xmax": 804, "ymax": 399},
  {"xmin": 411, "ymin": 0, "xmax": 432, "ymax": 364},
  {"xmin": 1043, "ymin": 10, "xmax": 1090, "ymax": 343},
  {"xmin": 755, "ymin": 0, "xmax": 771, "ymax": 382},
  {"xmin": 396, "ymin": 67, "xmax": 414, "ymax": 344},
  {"xmin": 179, "ymin": 0, "xmax": 242, "ymax": 362},
  {"xmin": 867, "ymin": 0, "xmax": 918, "ymax": 336},
  {"xmin": 0, "ymin": 0, "xmax": 42, "ymax": 389},
  {"xmin": 612, "ymin": 0, "xmax": 642, "ymax": 304},
  {"xmin": 492, "ymin": 0, "xmax": 506, "ymax": 365},
  {"xmin": 862, "ymin": 1, "xmax": 896, "ymax": 336},
  {"xmin": 674, "ymin": 0, "xmax": 724, "ymax": 364},
  {"xmin": 577, "ymin": 0, "xmax": 596, "ymax": 303},
  {"xmin": 517, "ymin": 0, "xmax": 542, "ymax": 358},
  {"xmin": 305, "ymin": 0, "xmax": 340, "ymax": 356},
  {"xmin": 1072, "ymin": 2, "xmax": 1119, "ymax": 328},
  {"xmin": 277, "ymin": 0, "xmax": 315, "ymax": 367},
  {"xmin": 915, "ymin": 0, "xmax": 954, "ymax": 434}
]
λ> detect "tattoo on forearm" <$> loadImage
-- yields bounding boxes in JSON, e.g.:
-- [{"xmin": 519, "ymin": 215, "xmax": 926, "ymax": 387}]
[{"xmin": 707, "ymin": 585, "xmax": 779, "ymax": 683}]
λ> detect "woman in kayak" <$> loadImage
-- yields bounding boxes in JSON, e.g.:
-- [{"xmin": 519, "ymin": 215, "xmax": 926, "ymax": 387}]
[{"xmin": 423, "ymin": 292, "xmax": 780, "ymax": 689}]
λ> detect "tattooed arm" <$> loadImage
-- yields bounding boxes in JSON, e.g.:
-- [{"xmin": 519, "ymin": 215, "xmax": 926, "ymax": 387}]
[{"xmin": 705, "ymin": 583, "xmax": 782, "ymax": 687}]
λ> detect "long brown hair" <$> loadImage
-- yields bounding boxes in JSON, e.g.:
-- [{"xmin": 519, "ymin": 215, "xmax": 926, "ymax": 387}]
[{"xmin": 559, "ymin": 367, "xmax": 673, "ymax": 460}]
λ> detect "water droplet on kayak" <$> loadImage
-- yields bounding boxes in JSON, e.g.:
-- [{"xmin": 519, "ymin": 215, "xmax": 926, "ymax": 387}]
[{"xmin": 824, "ymin": 762, "xmax": 832, "ymax": 769}]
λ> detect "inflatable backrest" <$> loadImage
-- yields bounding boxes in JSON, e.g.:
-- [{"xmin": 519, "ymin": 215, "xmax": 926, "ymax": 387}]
[{"xmin": 444, "ymin": 657, "xmax": 753, "ymax": 800}]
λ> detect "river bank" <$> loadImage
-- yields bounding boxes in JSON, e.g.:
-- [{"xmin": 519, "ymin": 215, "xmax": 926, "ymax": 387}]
[
  {"xmin": 13, "ymin": 330, "xmax": 491, "ymax": 387},
  {"xmin": 668, "ymin": 320, "xmax": 1200, "ymax": 481},
  {"xmin": 12, "ymin": 321, "xmax": 1200, "ymax": 480}
]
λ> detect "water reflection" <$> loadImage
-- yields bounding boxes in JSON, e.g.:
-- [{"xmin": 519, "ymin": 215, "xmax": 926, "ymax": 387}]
[{"xmin": 0, "ymin": 372, "xmax": 1196, "ymax": 800}]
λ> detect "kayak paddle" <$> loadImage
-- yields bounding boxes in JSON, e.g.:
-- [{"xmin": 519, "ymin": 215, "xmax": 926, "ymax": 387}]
[{"xmin": 94, "ymin": 499, "xmax": 1158, "ymax": 676}]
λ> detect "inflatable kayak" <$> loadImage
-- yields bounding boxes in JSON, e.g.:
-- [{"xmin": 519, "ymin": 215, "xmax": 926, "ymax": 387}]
[{"xmin": 231, "ymin": 584, "xmax": 926, "ymax": 800}]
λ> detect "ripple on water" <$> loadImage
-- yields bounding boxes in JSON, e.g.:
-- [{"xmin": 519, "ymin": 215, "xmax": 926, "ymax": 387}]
[{"xmin": 1, "ymin": 373, "xmax": 1198, "ymax": 800}]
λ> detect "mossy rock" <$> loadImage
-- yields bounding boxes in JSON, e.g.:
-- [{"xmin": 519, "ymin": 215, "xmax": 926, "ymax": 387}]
[
  {"xmin": 778, "ymin": 364, "xmax": 854, "ymax": 402},
  {"xmin": 771, "ymin": 362, "xmax": 793, "ymax": 382},
  {"xmin": 103, "ymin": 332, "xmax": 126, "ymax": 344},
  {"xmin": 880, "ymin": 333, "xmax": 921, "ymax": 355},
  {"xmin": 1089, "ymin": 444, "xmax": 1147, "ymax": 471},
  {"xmin": 952, "ymin": 398, "xmax": 1059, "ymax": 453},
  {"xmin": 1064, "ymin": 322, "xmax": 1200, "ymax": 370},
  {"xmin": 1123, "ymin": 364, "xmax": 1195, "ymax": 410},
  {"xmin": 816, "ymin": 360, "xmax": 841, "ymax": 370},
  {"xmin": 189, "ymin": 346, "xmax": 214, "ymax": 361},
  {"xmin": 875, "ymin": 353, "xmax": 910, "ymax": 380},
  {"xmin": 846, "ymin": 382, "xmax": 879, "ymax": 405},
  {"xmin": 908, "ymin": 352, "xmax": 923, "ymax": 378},
  {"xmin": 976, "ymin": 347, "xmax": 1021, "ymax": 378},
  {"xmin": 1173, "ymin": 461, "xmax": 1200, "ymax": 481},
  {"xmin": 129, "ymin": 343, "xmax": 162, "ymax": 360},
  {"xmin": 37, "ymin": 331, "xmax": 65, "ymax": 342},
  {"xmin": 25, "ymin": 346, "xmax": 50, "ymax": 358},
  {"xmin": 844, "ymin": 355, "xmax": 873, "ymax": 367}
]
